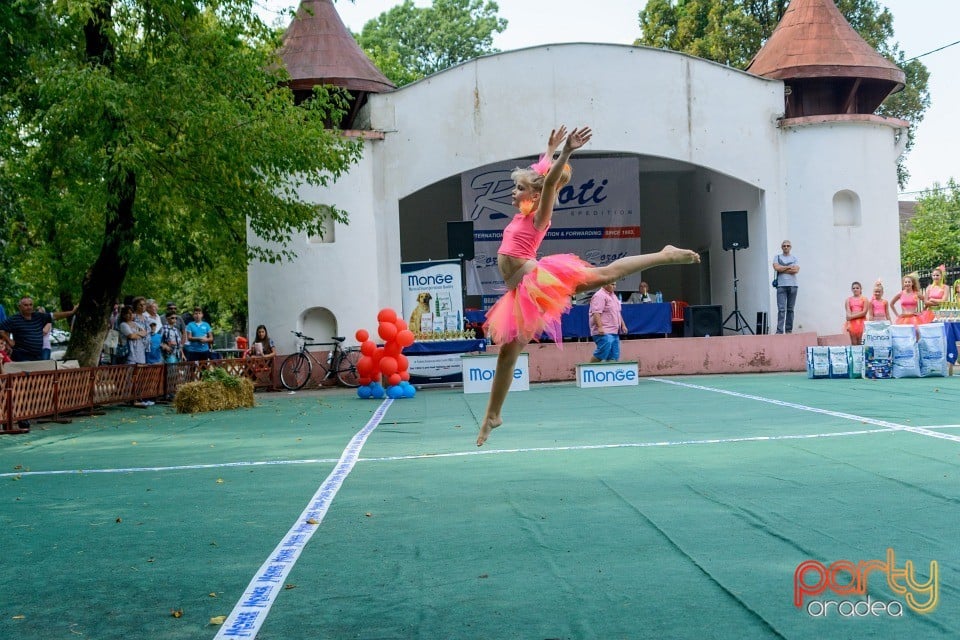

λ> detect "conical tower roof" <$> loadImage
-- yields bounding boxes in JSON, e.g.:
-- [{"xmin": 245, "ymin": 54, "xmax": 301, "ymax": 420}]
[
  {"xmin": 278, "ymin": 0, "xmax": 394, "ymax": 95},
  {"xmin": 747, "ymin": 0, "xmax": 904, "ymax": 113}
]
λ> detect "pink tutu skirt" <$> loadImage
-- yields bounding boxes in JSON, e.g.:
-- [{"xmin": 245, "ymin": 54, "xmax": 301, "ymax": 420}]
[
  {"xmin": 895, "ymin": 314, "xmax": 925, "ymax": 326},
  {"xmin": 484, "ymin": 254, "xmax": 592, "ymax": 345}
]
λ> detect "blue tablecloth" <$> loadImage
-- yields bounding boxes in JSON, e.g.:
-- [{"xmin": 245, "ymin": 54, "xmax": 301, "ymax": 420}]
[
  {"xmin": 465, "ymin": 303, "xmax": 671, "ymax": 340},
  {"xmin": 402, "ymin": 339, "xmax": 486, "ymax": 355},
  {"xmin": 946, "ymin": 322, "xmax": 960, "ymax": 364}
]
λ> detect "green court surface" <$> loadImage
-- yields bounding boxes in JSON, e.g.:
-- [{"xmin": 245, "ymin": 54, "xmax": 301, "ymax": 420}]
[{"xmin": 2, "ymin": 373, "xmax": 959, "ymax": 639}]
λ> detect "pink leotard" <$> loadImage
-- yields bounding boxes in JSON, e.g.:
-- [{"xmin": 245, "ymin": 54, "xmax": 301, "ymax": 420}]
[
  {"xmin": 926, "ymin": 285, "xmax": 945, "ymax": 304},
  {"xmin": 499, "ymin": 213, "xmax": 548, "ymax": 260},
  {"xmin": 847, "ymin": 296, "xmax": 865, "ymax": 314},
  {"xmin": 870, "ymin": 299, "xmax": 886, "ymax": 316},
  {"xmin": 899, "ymin": 291, "xmax": 918, "ymax": 314}
]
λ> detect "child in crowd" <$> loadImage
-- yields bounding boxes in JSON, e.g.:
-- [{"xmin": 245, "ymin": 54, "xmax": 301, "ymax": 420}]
[
  {"xmin": 843, "ymin": 281, "xmax": 868, "ymax": 345},
  {"xmin": 866, "ymin": 280, "xmax": 890, "ymax": 321},
  {"xmin": 891, "ymin": 273, "xmax": 923, "ymax": 325},
  {"xmin": 477, "ymin": 126, "xmax": 700, "ymax": 446},
  {"xmin": 921, "ymin": 265, "xmax": 947, "ymax": 323}
]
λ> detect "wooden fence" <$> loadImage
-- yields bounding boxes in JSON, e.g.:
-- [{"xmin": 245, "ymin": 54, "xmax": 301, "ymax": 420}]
[{"xmin": 0, "ymin": 356, "xmax": 277, "ymax": 434}]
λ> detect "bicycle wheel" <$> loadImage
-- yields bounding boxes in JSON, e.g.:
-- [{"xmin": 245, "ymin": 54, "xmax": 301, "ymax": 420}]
[
  {"xmin": 335, "ymin": 349, "xmax": 362, "ymax": 387},
  {"xmin": 279, "ymin": 353, "xmax": 312, "ymax": 391}
]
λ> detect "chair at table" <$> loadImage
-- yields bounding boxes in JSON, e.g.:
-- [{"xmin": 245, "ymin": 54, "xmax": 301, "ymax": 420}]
[{"xmin": 670, "ymin": 301, "xmax": 688, "ymax": 336}]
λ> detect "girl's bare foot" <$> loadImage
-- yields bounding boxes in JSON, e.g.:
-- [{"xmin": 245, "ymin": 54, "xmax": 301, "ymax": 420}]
[
  {"xmin": 477, "ymin": 416, "xmax": 503, "ymax": 447},
  {"xmin": 662, "ymin": 245, "xmax": 701, "ymax": 265}
]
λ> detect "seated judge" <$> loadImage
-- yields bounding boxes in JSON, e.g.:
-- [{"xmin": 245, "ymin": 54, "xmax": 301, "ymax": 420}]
[{"xmin": 626, "ymin": 281, "xmax": 655, "ymax": 304}]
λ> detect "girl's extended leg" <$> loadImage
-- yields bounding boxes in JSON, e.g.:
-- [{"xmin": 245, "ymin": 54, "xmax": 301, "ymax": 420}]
[
  {"xmin": 576, "ymin": 245, "xmax": 700, "ymax": 293},
  {"xmin": 478, "ymin": 338, "xmax": 527, "ymax": 446}
]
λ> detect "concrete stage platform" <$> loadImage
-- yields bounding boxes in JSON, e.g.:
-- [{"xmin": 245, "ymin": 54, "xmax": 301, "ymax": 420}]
[{"xmin": 487, "ymin": 332, "xmax": 849, "ymax": 382}]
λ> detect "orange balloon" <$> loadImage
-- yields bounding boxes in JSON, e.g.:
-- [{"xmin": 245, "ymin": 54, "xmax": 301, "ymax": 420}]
[
  {"xmin": 359, "ymin": 377, "xmax": 371, "ymax": 386},
  {"xmin": 384, "ymin": 341, "xmax": 401, "ymax": 356},
  {"xmin": 355, "ymin": 329, "xmax": 369, "ymax": 343},
  {"xmin": 397, "ymin": 329, "xmax": 415, "ymax": 347},
  {"xmin": 357, "ymin": 356, "xmax": 374, "ymax": 376},
  {"xmin": 396, "ymin": 354, "xmax": 409, "ymax": 371},
  {"xmin": 379, "ymin": 356, "xmax": 398, "ymax": 376},
  {"xmin": 360, "ymin": 340, "xmax": 376, "ymax": 356},
  {"xmin": 378, "ymin": 322, "xmax": 398, "ymax": 342},
  {"xmin": 399, "ymin": 371, "xmax": 410, "ymax": 381},
  {"xmin": 377, "ymin": 308, "xmax": 398, "ymax": 324},
  {"xmin": 387, "ymin": 373, "xmax": 402, "ymax": 386},
  {"xmin": 394, "ymin": 318, "xmax": 408, "ymax": 331}
]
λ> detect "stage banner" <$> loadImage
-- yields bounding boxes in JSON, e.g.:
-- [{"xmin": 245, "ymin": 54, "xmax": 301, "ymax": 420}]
[
  {"xmin": 461, "ymin": 156, "xmax": 641, "ymax": 307},
  {"xmin": 400, "ymin": 260, "xmax": 463, "ymax": 336}
]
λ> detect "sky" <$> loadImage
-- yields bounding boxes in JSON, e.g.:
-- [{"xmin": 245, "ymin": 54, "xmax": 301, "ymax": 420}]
[{"xmin": 256, "ymin": 0, "xmax": 960, "ymax": 200}]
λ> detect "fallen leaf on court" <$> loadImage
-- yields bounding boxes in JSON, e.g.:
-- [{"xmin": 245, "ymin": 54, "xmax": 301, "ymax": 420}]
[
  {"xmin": 171, "ymin": 608, "xmax": 183, "ymax": 618},
  {"xmin": 131, "ymin": 441, "xmax": 137, "ymax": 445},
  {"xmin": 284, "ymin": 584, "xmax": 296, "ymax": 590},
  {"xmin": 306, "ymin": 518, "xmax": 319, "ymax": 525},
  {"xmin": 209, "ymin": 615, "xmax": 227, "ymax": 625},
  {"xmin": 147, "ymin": 558, "xmax": 155, "ymax": 563},
  {"xmin": 13, "ymin": 465, "xmax": 22, "ymax": 470},
  {"xmin": 478, "ymin": 574, "xmax": 489, "ymax": 579},
  {"xmin": 208, "ymin": 592, "xmax": 217, "ymax": 598},
  {"xmin": 12, "ymin": 615, "xmax": 25, "ymax": 619},
  {"xmin": 116, "ymin": 517, "xmax": 122, "ymax": 523},
  {"xmin": 216, "ymin": 478, "xmax": 224, "ymax": 484},
  {"xmin": 365, "ymin": 512, "xmax": 372, "ymax": 517},
  {"xmin": 454, "ymin": 425, "xmax": 462, "ymax": 429}
]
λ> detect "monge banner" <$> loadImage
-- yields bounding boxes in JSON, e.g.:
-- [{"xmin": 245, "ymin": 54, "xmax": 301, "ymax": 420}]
[
  {"xmin": 461, "ymin": 156, "xmax": 641, "ymax": 307},
  {"xmin": 400, "ymin": 260, "xmax": 463, "ymax": 335}
]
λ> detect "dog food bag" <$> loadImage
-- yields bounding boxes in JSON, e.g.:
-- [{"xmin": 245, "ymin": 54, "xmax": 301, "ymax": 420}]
[
  {"xmin": 889, "ymin": 324, "xmax": 920, "ymax": 379},
  {"xmin": 863, "ymin": 322, "xmax": 892, "ymax": 379},
  {"xmin": 847, "ymin": 345, "xmax": 864, "ymax": 378},
  {"xmin": 918, "ymin": 322, "xmax": 948, "ymax": 377},
  {"xmin": 829, "ymin": 346, "xmax": 849, "ymax": 378},
  {"xmin": 806, "ymin": 346, "xmax": 830, "ymax": 379}
]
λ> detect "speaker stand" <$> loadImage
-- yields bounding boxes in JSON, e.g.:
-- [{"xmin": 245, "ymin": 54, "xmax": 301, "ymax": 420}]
[{"xmin": 723, "ymin": 247, "xmax": 754, "ymax": 335}]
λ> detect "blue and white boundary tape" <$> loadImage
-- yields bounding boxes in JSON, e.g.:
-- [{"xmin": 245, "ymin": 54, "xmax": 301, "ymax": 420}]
[{"xmin": 214, "ymin": 399, "xmax": 393, "ymax": 639}]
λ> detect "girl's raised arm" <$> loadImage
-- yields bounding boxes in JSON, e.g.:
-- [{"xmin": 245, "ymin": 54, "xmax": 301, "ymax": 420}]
[{"xmin": 536, "ymin": 126, "xmax": 593, "ymax": 226}]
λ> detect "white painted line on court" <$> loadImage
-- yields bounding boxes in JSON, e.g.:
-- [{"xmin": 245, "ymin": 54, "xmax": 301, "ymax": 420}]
[
  {"xmin": 0, "ymin": 457, "xmax": 342, "ymax": 479},
  {"xmin": 214, "ymin": 399, "xmax": 392, "ymax": 640},
  {"xmin": 650, "ymin": 377, "xmax": 960, "ymax": 444}
]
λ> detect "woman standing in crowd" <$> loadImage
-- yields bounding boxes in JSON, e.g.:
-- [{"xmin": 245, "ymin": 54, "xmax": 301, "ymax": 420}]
[
  {"xmin": 920, "ymin": 265, "xmax": 947, "ymax": 323},
  {"xmin": 251, "ymin": 325, "xmax": 275, "ymax": 358},
  {"xmin": 891, "ymin": 273, "xmax": 923, "ymax": 325},
  {"xmin": 843, "ymin": 281, "xmax": 868, "ymax": 344}
]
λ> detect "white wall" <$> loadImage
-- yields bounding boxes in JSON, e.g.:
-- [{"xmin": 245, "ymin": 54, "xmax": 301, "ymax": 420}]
[{"xmin": 779, "ymin": 117, "xmax": 904, "ymax": 334}]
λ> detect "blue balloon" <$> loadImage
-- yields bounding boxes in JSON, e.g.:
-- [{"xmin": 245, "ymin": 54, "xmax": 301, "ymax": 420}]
[
  {"xmin": 371, "ymin": 384, "xmax": 386, "ymax": 399},
  {"xmin": 403, "ymin": 384, "xmax": 416, "ymax": 398},
  {"xmin": 387, "ymin": 385, "xmax": 403, "ymax": 399},
  {"xmin": 357, "ymin": 385, "xmax": 372, "ymax": 399}
]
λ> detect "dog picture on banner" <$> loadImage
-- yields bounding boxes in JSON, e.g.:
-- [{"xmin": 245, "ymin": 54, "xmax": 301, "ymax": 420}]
[
  {"xmin": 400, "ymin": 260, "xmax": 464, "ymax": 336},
  {"xmin": 461, "ymin": 156, "xmax": 641, "ymax": 308}
]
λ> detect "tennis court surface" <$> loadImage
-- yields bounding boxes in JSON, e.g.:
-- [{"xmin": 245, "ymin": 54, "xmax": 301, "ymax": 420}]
[{"xmin": 2, "ymin": 372, "xmax": 958, "ymax": 639}]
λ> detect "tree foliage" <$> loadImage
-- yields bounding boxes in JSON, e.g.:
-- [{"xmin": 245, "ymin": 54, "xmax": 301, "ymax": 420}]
[
  {"xmin": 356, "ymin": 0, "xmax": 507, "ymax": 87},
  {"xmin": 0, "ymin": 0, "xmax": 363, "ymax": 364},
  {"xmin": 901, "ymin": 180, "xmax": 960, "ymax": 269},
  {"xmin": 636, "ymin": 0, "xmax": 930, "ymax": 187}
]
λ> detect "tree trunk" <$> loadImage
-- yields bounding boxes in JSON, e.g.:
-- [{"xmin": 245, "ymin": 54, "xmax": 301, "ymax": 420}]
[{"xmin": 64, "ymin": 169, "xmax": 137, "ymax": 367}]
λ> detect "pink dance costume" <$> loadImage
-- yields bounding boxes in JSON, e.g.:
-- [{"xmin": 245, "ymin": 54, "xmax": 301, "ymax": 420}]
[
  {"xmin": 895, "ymin": 291, "xmax": 924, "ymax": 326},
  {"xmin": 920, "ymin": 285, "xmax": 945, "ymax": 323},
  {"xmin": 869, "ymin": 298, "xmax": 888, "ymax": 320},
  {"xmin": 484, "ymin": 212, "xmax": 590, "ymax": 344},
  {"xmin": 844, "ymin": 296, "xmax": 866, "ymax": 340}
]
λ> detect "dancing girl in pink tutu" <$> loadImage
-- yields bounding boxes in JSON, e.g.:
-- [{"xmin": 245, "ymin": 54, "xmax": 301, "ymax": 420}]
[{"xmin": 478, "ymin": 126, "xmax": 700, "ymax": 446}]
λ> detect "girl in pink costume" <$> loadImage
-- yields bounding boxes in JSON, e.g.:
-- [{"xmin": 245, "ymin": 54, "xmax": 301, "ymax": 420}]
[
  {"xmin": 866, "ymin": 280, "xmax": 890, "ymax": 321},
  {"xmin": 920, "ymin": 265, "xmax": 947, "ymax": 323},
  {"xmin": 478, "ymin": 126, "xmax": 700, "ymax": 446},
  {"xmin": 891, "ymin": 273, "xmax": 923, "ymax": 325},
  {"xmin": 843, "ymin": 281, "xmax": 868, "ymax": 345}
]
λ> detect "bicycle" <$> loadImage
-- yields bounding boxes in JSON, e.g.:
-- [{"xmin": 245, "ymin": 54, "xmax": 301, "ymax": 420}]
[{"xmin": 279, "ymin": 332, "xmax": 362, "ymax": 390}]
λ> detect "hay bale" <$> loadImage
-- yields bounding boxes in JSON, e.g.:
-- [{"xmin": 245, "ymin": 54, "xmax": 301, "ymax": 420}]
[{"xmin": 174, "ymin": 378, "xmax": 255, "ymax": 414}]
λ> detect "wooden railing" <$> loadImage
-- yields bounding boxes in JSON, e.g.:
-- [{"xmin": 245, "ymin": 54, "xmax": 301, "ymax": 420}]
[{"xmin": 0, "ymin": 357, "xmax": 277, "ymax": 434}]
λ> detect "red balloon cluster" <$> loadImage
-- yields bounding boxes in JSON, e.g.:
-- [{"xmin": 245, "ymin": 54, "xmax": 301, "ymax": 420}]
[{"xmin": 354, "ymin": 308, "xmax": 416, "ymax": 388}]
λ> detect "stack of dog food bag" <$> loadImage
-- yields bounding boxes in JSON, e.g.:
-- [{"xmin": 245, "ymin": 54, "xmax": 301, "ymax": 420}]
[{"xmin": 807, "ymin": 321, "xmax": 947, "ymax": 379}]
